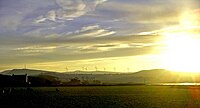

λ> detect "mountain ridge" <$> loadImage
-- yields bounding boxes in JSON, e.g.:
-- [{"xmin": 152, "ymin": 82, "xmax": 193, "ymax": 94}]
[{"xmin": 1, "ymin": 68, "xmax": 200, "ymax": 83}]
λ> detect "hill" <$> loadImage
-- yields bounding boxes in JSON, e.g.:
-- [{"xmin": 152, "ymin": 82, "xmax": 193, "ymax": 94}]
[
  {"xmin": 0, "ymin": 69, "xmax": 53, "ymax": 76},
  {"xmin": 1, "ymin": 69, "xmax": 200, "ymax": 84},
  {"xmin": 63, "ymin": 70, "xmax": 120, "ymax": 74}
]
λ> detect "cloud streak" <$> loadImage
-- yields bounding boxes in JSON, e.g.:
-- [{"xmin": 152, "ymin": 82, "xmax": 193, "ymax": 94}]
[
  {"xmin": 35, "ymin": 0, "xmax": 107, "ymax": 23},
  {"xmin": 0, "ymin": 0, "xmax": 200, "ymax": 71}
]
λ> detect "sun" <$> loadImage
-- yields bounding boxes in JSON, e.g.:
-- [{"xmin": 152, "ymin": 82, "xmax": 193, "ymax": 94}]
[
  {"xmin": 161, "ymin": 32, "xmax": 200, "ymax": 73},
  {"xmin": 160, "ymin": 9, "xmax": 200, "ymax": 73}
]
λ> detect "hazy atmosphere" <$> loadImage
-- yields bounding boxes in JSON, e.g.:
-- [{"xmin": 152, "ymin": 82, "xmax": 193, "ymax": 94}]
[
  {"xmin": 0, "ymin": 0, "xmax": 200, "ymax": 72},
  {"xmin": 1, "ymin": 1, "xmax": 200, "ymax": 108}
]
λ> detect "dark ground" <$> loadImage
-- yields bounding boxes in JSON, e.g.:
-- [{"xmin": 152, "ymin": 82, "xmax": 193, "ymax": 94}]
[{"xmin": 1, "ymin": 86, "xmax": 200, "ymax": 108}]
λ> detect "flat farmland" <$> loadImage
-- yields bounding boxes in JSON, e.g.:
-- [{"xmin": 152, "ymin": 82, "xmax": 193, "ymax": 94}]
[{"xmin": 1, "ymin": 86, "xmax": 200, "ymax": 108}]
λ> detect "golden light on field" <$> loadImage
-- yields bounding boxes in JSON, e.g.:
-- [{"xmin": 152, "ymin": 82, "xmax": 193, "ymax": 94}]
[{"xmin": 161, "ymin": 10, "xmax": 200, "ymax": 73}]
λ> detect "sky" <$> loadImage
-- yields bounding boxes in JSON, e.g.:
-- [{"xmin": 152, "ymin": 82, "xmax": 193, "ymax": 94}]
[{"xmin": 0, "ymin": 0, "xmax": 200, "ymax": 72}]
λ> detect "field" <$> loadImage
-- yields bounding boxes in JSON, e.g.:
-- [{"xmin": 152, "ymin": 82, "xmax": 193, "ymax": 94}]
[{"xmin": 1, "ymin": 86, "xmax": 200, "ymax": 108}]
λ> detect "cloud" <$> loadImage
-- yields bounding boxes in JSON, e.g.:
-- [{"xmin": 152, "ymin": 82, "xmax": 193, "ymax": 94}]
[
  {"xmin": 0, "ymin": 32, "xmax": 161, "ymax": 65},
  {"xmin": 35, "ymin": 16, "xmax": 47, "ymax": 23},
  {"xmin": 94, "ymin": 0, "xmax": 200, "ymax": 34},
  {"xmin": 138, "ymin": 25, "xmax": 200, "ymax": 37},
  {"xmin": 0, "ymin": 0, "xmax": 56, "ymax": 31},
  {"xmin": 35, "ymin": 0, "xmax": 108, "ymax": 23},
  {"xmin": 78, "ymin": 43, "xmax": 133, "ymax": 53},
  {"xmin": 81, "ymin": 25, "xmax": 100, "ymax": 32},
  {"xmin": 99, "ymin": 1, "xmax": 180, "ymax": 24},
  {"xmin": 14, "ymin": 46, "xmax": 57, "ymax": 55},
  {"xmin": 67, "ymin": 24, "xmax": 116, "ymax": 38},
  {"xmin": 2, "ymin": 0, "xmax": 200, "ymax": 70}
]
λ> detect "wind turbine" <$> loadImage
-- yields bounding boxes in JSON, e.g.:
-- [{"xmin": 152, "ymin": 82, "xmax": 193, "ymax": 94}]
[
  {"xmin": 66, "ymin": 66, "xmax": 68, "ymax": 72},
  {"xmin": 127, "ymin": 67, "xmax": 130, "ymax": 72},
  {"xmin": 95, "ymin": 66, "xmax": 98, "ymax": 71},
  {"xmin": 113, "ymin": 67, "xmax": 116, "ymax": 72},
  {"xmin": 82, "ymin": 67, "xmax": 85, "ymax": 71},
  {"xmin": 104, "ymin": 67, "xmax": 106, "ymax": 72},
  {"xmin": 24, "ymin": 64, "xmax": 27, "ymax": 69}
]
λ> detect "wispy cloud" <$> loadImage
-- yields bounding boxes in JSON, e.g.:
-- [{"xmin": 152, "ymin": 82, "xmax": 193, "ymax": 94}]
[
  {"xmin": 69, "ymin": 24, "xmax": 116, "ymax": 38},
  {"xmin": 0, "ymin": 0, "xmax": 199, "ymax": 71},
  {"xmin": 0, "ymin": 32, "xmax": 161, "ymax": 66},
  {"xmin": 14, "ymin": 46, "xmax": 57, "ymax": 54},
  {"xmin": 35, "ymin": 0, "xmax": 108, "ymax": 23}
]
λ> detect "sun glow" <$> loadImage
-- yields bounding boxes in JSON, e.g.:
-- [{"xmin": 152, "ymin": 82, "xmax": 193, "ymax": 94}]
[
  {"xmin": 180, "ymin": 10, "xmax": 200, "ymax": 26},
  {"xmin": 160, "ymin": 9, "xmax": 200, "ymax": 73},
  {"xmin": 161, "ymin": 32, "xmax": 200, "ymax": 73}
]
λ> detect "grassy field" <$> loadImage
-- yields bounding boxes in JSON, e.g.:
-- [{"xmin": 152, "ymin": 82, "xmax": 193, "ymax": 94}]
[{"xmin": 1, "ymin": 85, "xmax": 200, "ymax": 108}]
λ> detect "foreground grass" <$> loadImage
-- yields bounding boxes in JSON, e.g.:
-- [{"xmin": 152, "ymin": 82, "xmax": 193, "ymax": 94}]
[{"xmin": 1, "ymin": 86, "xmax": 200, "ymax": 108}]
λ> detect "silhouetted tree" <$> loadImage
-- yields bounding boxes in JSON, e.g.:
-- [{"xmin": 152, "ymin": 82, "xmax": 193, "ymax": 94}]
[{"xmin": 67, "ymin": 77, "xmax": 81, "ymax": 85}]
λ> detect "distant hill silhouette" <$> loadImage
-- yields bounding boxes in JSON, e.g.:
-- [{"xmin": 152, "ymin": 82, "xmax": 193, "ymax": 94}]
[
  {"xmin": 1, "ymin": 69, "xmax": 200, "ymax": 84},
  {"xmin": 0, "ymin": 69, "xmax": 53, "ymax": 76},
  {"xmin": 63, "ymin": 70, "xmax": 120, "ymax": 74}
]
